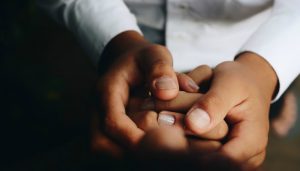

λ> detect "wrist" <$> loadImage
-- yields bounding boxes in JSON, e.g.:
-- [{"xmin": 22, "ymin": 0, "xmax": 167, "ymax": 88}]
[{"xmin": 235, "ymin": 52, "xmax": 278, "ymax": 100}]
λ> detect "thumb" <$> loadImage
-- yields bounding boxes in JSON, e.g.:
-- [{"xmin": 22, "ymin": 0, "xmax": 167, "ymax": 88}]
[
  {"xmin": 137, "ymin": 45, "xmax": 178, "ymax": 100},
  {"xmin": 185, "ymin": 67, "xmax": 246, "ymax": 134}
]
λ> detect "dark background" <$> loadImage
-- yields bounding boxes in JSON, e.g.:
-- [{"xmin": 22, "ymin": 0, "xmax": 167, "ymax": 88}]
[
  {"xmin": 1, "ymin": 0, "xmax": 300, "ymax": 170},
  {"xmin": 1, "ymin": 0, "xmax": 98, "ymax": 170}
]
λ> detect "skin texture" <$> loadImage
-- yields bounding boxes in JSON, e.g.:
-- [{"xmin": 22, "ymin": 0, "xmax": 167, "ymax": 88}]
[
  {"xmin": 92, "ymin": 64, "xmax": 228, "ymax": 163},
  {"xmin": 144, "ymin": 53, "xmax": 278, "ymax": 169},
  {"xmin": 93, "ymin": 30, "xmax": 278, "ymax": 170},
  {"xmin": 96, "ymin": 31, "xmax": 179, "ymax": 149}
]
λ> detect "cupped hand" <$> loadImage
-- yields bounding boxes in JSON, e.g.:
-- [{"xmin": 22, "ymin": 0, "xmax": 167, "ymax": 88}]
[
  {"xmin": 146, "ymin": 53, "xmax": 278, "ymax": 169},
  {"xmin": 94, "ymin": 31, "xmax": 180, "ymax": 151}
]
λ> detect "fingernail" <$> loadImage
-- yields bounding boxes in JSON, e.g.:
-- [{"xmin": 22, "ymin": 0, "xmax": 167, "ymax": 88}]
[
  {"xmin": 187, "ymin": 108, "xmax": 210, "ymax": 130},
  {"xmin": 154, "ymin": 76, "xmax": 177, "ymax": 90},
  {"xmin": 141, "ymin": 98, "xmax": 155, "ymax": 110},
  {"xmin": 188, "ymin": 79, "xmax": 199, "ymax": 91},
  {"xmin": 158, "ymin": 112, "xmax": 175, "ymax": 126}
]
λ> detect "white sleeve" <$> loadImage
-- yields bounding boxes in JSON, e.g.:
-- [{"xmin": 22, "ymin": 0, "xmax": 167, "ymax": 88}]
[
  {"xmin": 239, "ymin": 0, "xmax": 300, "ymax": 101},
  {"xmin": 37, "ymin": 0, "xmax": 142, "ymax": 65}
]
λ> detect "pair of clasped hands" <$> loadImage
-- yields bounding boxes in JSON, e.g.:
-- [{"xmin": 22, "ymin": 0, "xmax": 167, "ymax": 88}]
[{"xmin": 92, "ymin": 31, "xmax": 278, "ymax": 170}]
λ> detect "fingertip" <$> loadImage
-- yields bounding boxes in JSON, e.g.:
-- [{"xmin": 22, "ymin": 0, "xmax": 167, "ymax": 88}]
[
  {"xmin": 152, "ymin": 76, "xmax": 179, "ymax": 100},
  {"xmin": 185, "ymin": 108, "xmax": 211, "ymax": 135},
  {"xmin": 177, "ymin": 73, "xmax": 199, "ymax": 93}
]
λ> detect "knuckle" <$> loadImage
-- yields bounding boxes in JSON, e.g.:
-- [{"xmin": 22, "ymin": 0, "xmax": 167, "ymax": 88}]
[
  {"xmin": 245, "ymin": 152, "xmax": 266, "ymax": 170},
  {"xmin": 257, "ymin": 138, "xmax": 268, "ymax": 153},
  {"xmin": 217, "ymin": 123, "xmax": 228, "ymax": 139},
  {"xmin": 199, "ymin": 92, "xmax": 223, "ymax": 112}
]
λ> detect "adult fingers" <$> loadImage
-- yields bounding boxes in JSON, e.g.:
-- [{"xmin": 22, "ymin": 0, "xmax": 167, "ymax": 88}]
[
  {"xmin": 185, "ymin": 62, "xmax": 248, "ymax": 135},
  {"xmin": 136, "ymin": 45, "xmax": 179, "ymax": 100},
  {"xmin": 91, "ymin": 130, "xmax": 124, "ymax": 159},
  {"xmin": 140, "ymin": 91, "xmax": 202, "ymax": 112},
  {"xmin": 90, "ymin": 111, "xmax": 124, "ymax": 159},
  {"xmin": 99, "ymin": 74, "xmax": 144, "ymax": 149}
]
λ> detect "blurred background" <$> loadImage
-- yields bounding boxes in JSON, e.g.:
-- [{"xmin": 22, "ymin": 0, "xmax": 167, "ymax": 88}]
[{"xmin": 1, "ymin": 0, "xmax": 299, "ymax": 170}]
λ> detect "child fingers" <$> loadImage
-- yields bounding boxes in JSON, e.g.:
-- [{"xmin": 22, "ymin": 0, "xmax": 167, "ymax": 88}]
[
  {"xmin": 128, "ymin": 110, "xmax": 159, "ymax": 132},
  {"xmin": 176, "ymin": 65, "xmax": 213, "ymax": 93},
  {"xmin": 220, "ymin": 120, "xmax": 268, "ymax": 163},
  {"xmin": 137, "ymin": 45, "xmax": 179, "ymax": 100},
  {"xmin": 158, "ymin": 111, "xmax": 185, "ymax": 128},
  {"xmin": 242, "ymin": 151, "xmax": 266, "ymax": 171},
  {"xmin": 158, "ymin": 111, "xmax": 228, "ymax": 140},
  {"xmin": 188, "ymin": 120, "xmax": 229, "ymax": 140},
  {"xmin": 187, "ymin": 65, "xmax": 213, "ymax": 85},
  {"xmin": 177, "ymin": 73, "xmax": 199, "ymax": 93},
  {"xmin": 138, "ymin": 127, "xmax": 188, "ymax": 157}
]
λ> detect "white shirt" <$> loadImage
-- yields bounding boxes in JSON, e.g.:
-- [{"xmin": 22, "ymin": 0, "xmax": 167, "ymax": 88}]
[{"xmin": 38, "ymin": 0, "xmax": 300, "ymax": 101}]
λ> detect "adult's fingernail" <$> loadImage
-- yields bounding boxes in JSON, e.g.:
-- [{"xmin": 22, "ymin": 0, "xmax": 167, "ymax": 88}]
[
  {"xmin": 154, "ymin": 76, "xmax": 177, "ymax": 90},
  {"xmin": 158, "ymin": 112, "xmax": 175, "ymax": 126},
  {"xmin": 187, "ymin": 108, "xmax": 210, "ymax": 130},
  {"xmin": 188, "ymin": 79, "xmax": 199, "ymax": 91},
  {"xmin": 141, "ymin": 98, "xmax": 155, "ymax": 110}
]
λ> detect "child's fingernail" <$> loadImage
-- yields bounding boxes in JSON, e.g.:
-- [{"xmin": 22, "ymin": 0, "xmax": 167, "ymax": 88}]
[
  {"xmin": 141, "ymin": 98, "xmax": 154, "ymax": 110},
  {"xmin": 188, "ymin": 79, "xmax": 199, "ymax": 91},
  {"xmin": 154, "ymin": 76, "xmax": 177, "ymax": 90},
  {"xmin": 187, "ymin": 108, "xmax": 210, "ymax": 130},
  {"xmin": 158, "ymin": 112, "xmax": 175, "ymax": 126}
]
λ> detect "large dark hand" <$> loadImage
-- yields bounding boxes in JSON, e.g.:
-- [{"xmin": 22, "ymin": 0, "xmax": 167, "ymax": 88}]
[{"xmin": 93, "ymin": 31, "xmax": 179, "ymax": 151}]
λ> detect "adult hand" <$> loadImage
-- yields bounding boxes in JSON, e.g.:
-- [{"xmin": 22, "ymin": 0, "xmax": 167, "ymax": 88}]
[{"xmin": 94, "ymin": 31, "xmax": 180, "ymax": 150}]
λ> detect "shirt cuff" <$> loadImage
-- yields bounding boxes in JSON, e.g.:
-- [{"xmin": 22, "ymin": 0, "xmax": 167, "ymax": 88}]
[
  {"xmin": 239, "ymin": 1, "xmax": 300, "ymax": 102},
  {"xmin": 39, "ymin": 0, "xmax": 142, "ymax": 66},
  {"xmin": 70, "ymin": 0, "xmax": 142, "ymax": 65}
]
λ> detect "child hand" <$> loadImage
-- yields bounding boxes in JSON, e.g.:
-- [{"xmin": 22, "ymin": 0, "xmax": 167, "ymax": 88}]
[
  {"xmin": 149, "ymin": 53, "xmax": 278, "ymax": 169},
  {"xmin": 189, "ymin": 53, "xmax": 277, "ymax": 169}
]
